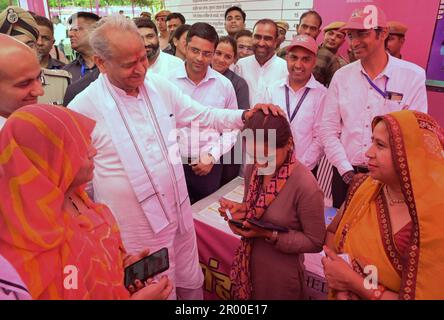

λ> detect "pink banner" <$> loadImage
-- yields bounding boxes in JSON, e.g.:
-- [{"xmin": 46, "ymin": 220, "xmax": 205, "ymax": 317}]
[{"xmin": 195, "ymin": 220, "xmax": 239, "ymax": 300}]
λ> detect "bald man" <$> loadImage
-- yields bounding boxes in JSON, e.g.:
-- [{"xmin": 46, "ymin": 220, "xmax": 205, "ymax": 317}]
[
  {"xmin": 0, "ymin": 6, "xmax": 71, "ymax": 106},
  {"xmin": 0, "ymin": 34, "xmax": 44, "ymax": 128}
]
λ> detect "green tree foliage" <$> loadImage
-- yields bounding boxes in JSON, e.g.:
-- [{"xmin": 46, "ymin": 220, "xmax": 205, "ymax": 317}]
[
  {"xmin": 0, "ymin": 0, "xmax": 20, "ymax": 11},
  {"xmin": 47, "ymin": 0, "xmax": 164, "ymax": 10}
]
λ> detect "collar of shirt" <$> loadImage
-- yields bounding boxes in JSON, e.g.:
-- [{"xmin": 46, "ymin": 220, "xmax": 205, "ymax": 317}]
[
  {"xmin": 358, "ymin": 52, "xmax": 394, "ymax": 81},
  {"xmin": 280, "ymin": 74, "xmax": 320, "ymax": 93},
  {"xmin": 175, "ymin": 63, "xmax": 217, "ymax": 86},
  {"xmin": 253, "ymin": 53, "xmax": 279, "ymax": 69},
  {"xmin": 47, "ymin": 57, "xmax": 65, "ymax": 69},
  {"xmin": 109, "ymin": 80, "xmax": 143, "ymax": 101},
  {"xmin": 75, "ymin": 55, "xmax": 97, "ymax": 70}
]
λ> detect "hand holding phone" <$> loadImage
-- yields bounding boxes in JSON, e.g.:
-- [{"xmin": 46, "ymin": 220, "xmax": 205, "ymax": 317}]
[
  {"xmin": 124, "ymin": 247, "xmax": 169, "ymax": 289},
  {"xmin": 246, "ymin": 218, "xmax": 289, "ymax": 232}
]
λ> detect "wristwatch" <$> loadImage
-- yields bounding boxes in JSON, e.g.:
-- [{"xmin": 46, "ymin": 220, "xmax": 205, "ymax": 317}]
[{"xmin": 265, "ymin": 230, "xmax": 279, "ymax": 244}]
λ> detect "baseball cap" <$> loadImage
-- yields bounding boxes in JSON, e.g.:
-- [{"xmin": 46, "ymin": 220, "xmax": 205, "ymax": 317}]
[
  {"xmin": 286, "ymin": 34, "xmax": 318, "ymax": 55},
  {"xmin": 341, "ymin": 5, "xmax": 387, "ymax": 31}
]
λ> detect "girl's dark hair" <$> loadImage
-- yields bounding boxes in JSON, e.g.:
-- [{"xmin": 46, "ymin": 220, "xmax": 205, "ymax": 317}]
[
  {"xmin": 172, "ymin": 24, "xmax": 191, "ymax": 40},
  {"xmin": 243, "ymin": 111, "xmax": 292, "ymax": 148},
  {"xmin": 218, "ymin": 36, "xmax": 237, "ymax": 57}
]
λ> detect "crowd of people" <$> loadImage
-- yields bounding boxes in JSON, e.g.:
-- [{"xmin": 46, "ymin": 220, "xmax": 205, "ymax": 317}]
[{"xmin": 0, "ymin": 3, "xmax": 443, "ymax": 300}]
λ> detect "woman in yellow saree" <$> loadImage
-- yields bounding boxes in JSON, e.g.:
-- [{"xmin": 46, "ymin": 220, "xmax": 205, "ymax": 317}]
[{"xmin": 323, "ymin": 110, "xmax": 444, "ymax": 300}]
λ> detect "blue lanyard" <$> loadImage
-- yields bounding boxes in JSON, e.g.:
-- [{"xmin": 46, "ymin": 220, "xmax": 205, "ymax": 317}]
[
  {"xmin": 363, "ymin": 73, "xmax": 388, "ymax": 99},
  {"xmin": 285, "ymin": 86, "xmax": 311, "ymax": 123},
  {"xmin": 80, "ymin": 64, "xmax": 89, "ymax": 78}
]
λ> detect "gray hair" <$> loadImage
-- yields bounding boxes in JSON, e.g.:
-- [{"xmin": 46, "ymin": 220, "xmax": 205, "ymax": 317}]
[{"xmin": 89, "ymin": 15, "xmax": 140, "ymax": 60}]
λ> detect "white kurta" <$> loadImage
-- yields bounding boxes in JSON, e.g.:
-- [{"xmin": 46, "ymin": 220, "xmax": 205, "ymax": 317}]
[
  {"xmin": 147, "ymin": 51, "xmax": 183, "ymax": 76},
  {"xmin": 68, "ymin": 73, "xmax": 244, "ymax": 294},
  {"xmin": 235, "ymin": 54, "xmax": 288, "ymax": 106}
]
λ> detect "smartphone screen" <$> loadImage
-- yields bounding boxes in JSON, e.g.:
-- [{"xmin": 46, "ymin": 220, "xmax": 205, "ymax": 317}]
[{"xmin": 124, "ymin": 247, "xmax": 169, "ymax": 288}]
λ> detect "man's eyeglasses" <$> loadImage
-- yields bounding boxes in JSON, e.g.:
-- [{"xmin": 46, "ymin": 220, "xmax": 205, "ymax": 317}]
[{"xmin": 189, "ymin": 47, "xmax": 214, "ymax": 58}]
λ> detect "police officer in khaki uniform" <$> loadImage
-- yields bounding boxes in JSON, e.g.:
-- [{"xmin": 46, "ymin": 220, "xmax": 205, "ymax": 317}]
[
  {"xmin": 386, "ymin": 21, "xmax": 408, "ymax": 59},
  {"xmin": 0, "ymin": 6, "xmax": 71, "ymax": 105}
]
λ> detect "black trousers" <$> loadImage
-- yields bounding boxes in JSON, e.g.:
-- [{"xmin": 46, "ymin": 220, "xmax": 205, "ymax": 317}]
[
  {"xmin": 331, "ymin": 166, "xmax": 369, "ymax": 209},
  {"xmin": 183, "ymin": 163, "xmax": 223, "ymax": 204}
]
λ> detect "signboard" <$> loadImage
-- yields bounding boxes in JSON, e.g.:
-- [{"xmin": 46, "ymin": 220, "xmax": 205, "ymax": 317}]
[
  {"xmin": 165, "ymin": 0, "xmax": 314, "ymax": 45},
  {"xmin": 426, "ymin": 0, "xmax": 444, "ymax": 91}
]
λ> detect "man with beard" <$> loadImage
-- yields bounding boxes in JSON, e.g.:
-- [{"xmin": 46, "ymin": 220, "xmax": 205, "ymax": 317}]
[
  {"xmin": 168, "ymin": 22, "xmax": 238, "ymax": 203},
  {"xmin": 134, "ymin": 17, "xmax": 182, "ymax": 76},
  {"xmin": 320, "ymin": 6, "xmax": 427, "ymax": 209},
  {"xmin": 236, "ymin": 19, "xmax": 288, "ymax": 105}
]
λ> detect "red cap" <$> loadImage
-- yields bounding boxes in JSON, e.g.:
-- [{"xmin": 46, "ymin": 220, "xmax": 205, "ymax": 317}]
[
  {"xmin": 286, "ymin": 34, "xmax": 318, "ymax": 55},
  {"xmin": 341, "ymin": 5, "xmax": 387, "ymax": 31}
]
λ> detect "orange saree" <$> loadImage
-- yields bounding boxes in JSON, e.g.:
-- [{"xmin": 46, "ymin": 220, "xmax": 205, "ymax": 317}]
[
  {"xmin": 0, "ymin": 105, "xmax": 129, "ymax": 299},
  {"xmin": 334, "ymin": 111, "xmax": 444, "ymax": 300}
]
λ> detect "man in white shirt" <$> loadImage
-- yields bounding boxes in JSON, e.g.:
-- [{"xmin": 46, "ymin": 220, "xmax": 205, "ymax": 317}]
[
  {"xmin": 320, "ymin": 6, "xmax": 428, "ymax": 208},
  {"xmin": 236, "ymin": 19, "xmax": 288, "ymax": 106},
  {"xmin": 0, "ymin": 34, "xmax": 44, "ymax": 128},
  {"xmin": 169, "ymin": 22, "xmax": 239, "ymax": 203},
  {"xmin": 134, "ymin": 17, "xmax": 182, "ymax": 76},
  {"xmin": 266, "ymin": 35, "xmax": 327, "ymax": 173},
  {"xmin": 68, "ymin": 16, "xmax": 280, "ymax": 299}
]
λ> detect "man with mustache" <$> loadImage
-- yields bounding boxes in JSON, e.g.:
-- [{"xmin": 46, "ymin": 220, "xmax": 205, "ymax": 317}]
[
  {"xmin": 134, "ymin": 17, "xmax": 182, "ymax": 76},
  {"xmin": 34, "ymin": 15, "xmax": 66, "ymax": 70},
  {"xmin": 236, "ymin": 19, "xmax": 288, "ymax": 106},
  {"xmin": 320, "ymin": 6, "xmax": 427, "ymax": 209}
]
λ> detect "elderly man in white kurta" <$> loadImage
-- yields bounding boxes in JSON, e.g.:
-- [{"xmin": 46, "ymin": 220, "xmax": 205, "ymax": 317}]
[{"xmin": 68, "ymin": 16, "xmax": 277, "ymax": 300}]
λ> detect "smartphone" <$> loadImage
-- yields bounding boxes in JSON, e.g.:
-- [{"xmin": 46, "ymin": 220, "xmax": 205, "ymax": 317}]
[
  {"xmin": 229, "ymin": 219, "xmax": 246, "ymax": 229},
  {"xmin": 246, "ymin": 218, "xmax": 289, "ymax": 232},
  {"xmin": 124, "ymin": 247, "xmax": 169, "ymax": 289}
]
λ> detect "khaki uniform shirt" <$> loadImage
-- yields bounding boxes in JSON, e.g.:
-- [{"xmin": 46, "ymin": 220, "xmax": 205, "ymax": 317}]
[{"xmin": 38, "ymin": 68, "xmax": 71, "ymax": 106}]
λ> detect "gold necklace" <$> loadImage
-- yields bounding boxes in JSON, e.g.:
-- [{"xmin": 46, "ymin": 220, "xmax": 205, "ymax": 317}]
[{"xmin": 384, "ymin": 185, "xmax": 405, "ymax": 206}]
